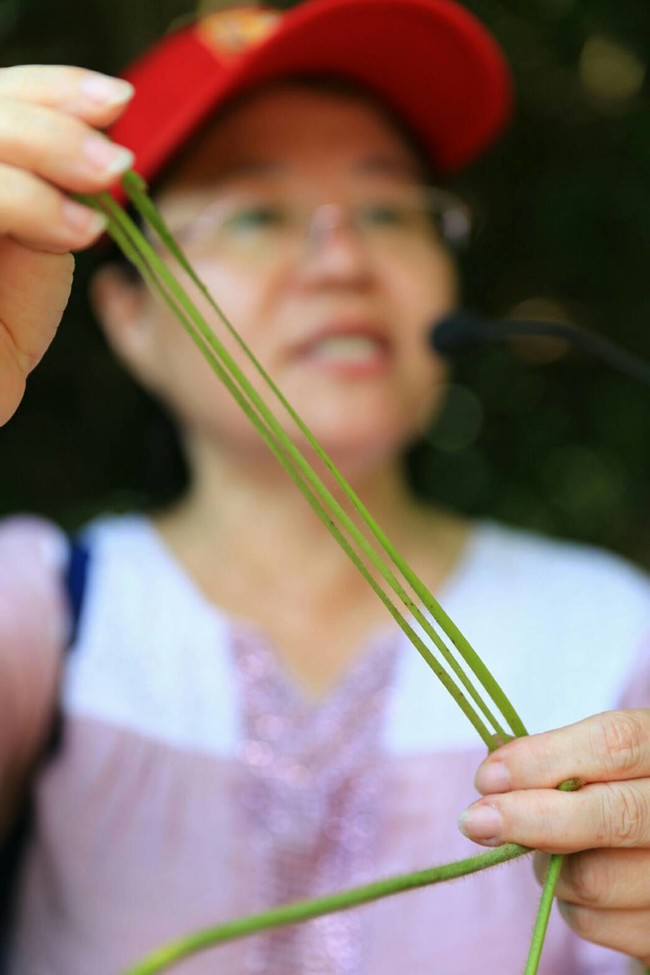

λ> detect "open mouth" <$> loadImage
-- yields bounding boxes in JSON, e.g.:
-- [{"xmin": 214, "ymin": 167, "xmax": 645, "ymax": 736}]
[
  {"xmin": 307, "ymin": 334, "xmax": 388, "ymax": 363},
  {"xmin": 294, "ymin": 325, "xmax": 392, "ymax": 373}
]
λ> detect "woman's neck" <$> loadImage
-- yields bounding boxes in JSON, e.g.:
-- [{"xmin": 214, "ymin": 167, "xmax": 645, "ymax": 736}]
[
  {"xmin": 153, "ymin": 437, "xmax": 471, "ymax": 695},
  {"xmin": 156, "ymin": 438, "xmax": 424, "ymax": 589},
  {"xmin": 155, "ymin": 434, "xmax": 470, "ymax": 606}
]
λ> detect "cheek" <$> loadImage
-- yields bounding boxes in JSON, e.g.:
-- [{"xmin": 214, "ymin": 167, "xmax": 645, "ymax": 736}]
[
  {"xmin": 404, "ymin": 250, "xmax": 459, "ymax": 325},
  {"xmin": 186, "ymin": 259, "xmax": 268, "ymax": 342},
  {"xmin": 382, "ymin": 243, "xmax": 458, "ymax": 331},
  {"xmin": 139, "ymin": 265, "xmax": 276, "ymax": 440},
  {"xmin": 142, "ymin": 259, "xmax": 260, "ymax": 380}
]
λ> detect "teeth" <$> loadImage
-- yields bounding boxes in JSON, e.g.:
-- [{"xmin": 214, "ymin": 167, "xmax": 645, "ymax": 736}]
[{"xmin": 311, "ymin": 335, "xmax": 383, "ymax": 362}]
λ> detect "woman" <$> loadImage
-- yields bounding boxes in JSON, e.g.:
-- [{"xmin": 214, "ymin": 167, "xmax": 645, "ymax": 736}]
[{"xmin": 2, "ymin": 1, "xmax": 650, "ymax": 972}]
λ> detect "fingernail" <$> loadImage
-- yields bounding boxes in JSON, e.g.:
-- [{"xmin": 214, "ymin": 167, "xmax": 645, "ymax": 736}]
[
  {"xmin": 80, "ymin": 73, "xmax": 134, "ymax": 107},
  {"xmin": 62, "ymin": 199, "xmax": 107, "ymax": 235},
  {"xmin": 458, "ymin": 804, "xmax": 503, "ymax": 845},
  {"xmin": 83, "ymin": 136, "xmax": 134, "ymax": 177},
  {"xmin": 475, "ymin": 761, "xmax": 511, "ymax": 794}
]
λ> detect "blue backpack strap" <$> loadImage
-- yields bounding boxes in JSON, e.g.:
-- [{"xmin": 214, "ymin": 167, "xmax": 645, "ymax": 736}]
[
  {"xmin": 0, "ymin": 535, "xmax": 91, "ymax": 962},
  {"xmin": 63, "ymin": 536, "xmax": 91, "ymax": 649}
]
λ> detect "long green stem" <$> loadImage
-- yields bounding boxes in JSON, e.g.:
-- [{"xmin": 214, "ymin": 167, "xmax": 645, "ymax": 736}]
[
  {"xmin": 85, "ymin": 185, "xmax": 523, "ymax": 747},
  {"xmin": 83, "ymin": 176, "xmax": 527, "ymax": 745},
  {"xmin": 90, "ymin": 197, "xmax": 497, "ymax": 746},
  {"xmin": 524, "ymin": 778, "xmax": 581, "ymax": 974},
  {"xmin": 121, "ymin": 171, "xmax": 527, "ymax": 740},
  {"xmin": 123, "ymin": 845, "xmax": 529, "ymax": 975},
  {"xmin": 524, "ymin": 854, "xmax": 564, "ymax": 975}
]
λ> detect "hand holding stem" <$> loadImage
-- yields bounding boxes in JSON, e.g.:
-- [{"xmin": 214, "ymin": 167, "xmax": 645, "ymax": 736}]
[{"xmin": 460, "ymin": 709, "xmax": 650, "ymax": 965}]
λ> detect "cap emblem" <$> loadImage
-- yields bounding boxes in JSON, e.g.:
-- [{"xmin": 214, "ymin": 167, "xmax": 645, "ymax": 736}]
[{"xmin": 196, "ymin": 8, "xmax": 281, "ymax": 58}]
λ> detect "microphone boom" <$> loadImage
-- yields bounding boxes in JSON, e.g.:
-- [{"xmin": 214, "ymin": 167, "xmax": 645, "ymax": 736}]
[{"xmin": 430, "ymin": 310, "xmax": 650, "ymax": 389}]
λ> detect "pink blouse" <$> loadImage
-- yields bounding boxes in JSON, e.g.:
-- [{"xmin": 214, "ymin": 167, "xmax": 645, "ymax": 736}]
[{"xmin": 2, "ymin": 513, "xmax": 650, "ymax": 974}]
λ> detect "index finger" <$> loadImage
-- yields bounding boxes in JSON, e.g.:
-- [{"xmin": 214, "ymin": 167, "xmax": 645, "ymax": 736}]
[
  {"xmin": 0, "ymin": 65, "xmax": 134, "ymax": 125},
  {"xmin": 475, "ymin": 709, "xmax": 650, "ymax": 794}
]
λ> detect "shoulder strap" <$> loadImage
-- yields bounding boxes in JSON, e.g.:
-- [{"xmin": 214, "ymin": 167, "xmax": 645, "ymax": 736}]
[{"xmin": 63, "ymin": 536, "xmax": 91, "ymax": 650}]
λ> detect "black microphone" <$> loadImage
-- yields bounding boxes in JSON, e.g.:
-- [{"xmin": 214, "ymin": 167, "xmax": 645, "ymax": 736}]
[{"xmin": 430, "ymin": 309, "xmax": 650, "ymax": 389}]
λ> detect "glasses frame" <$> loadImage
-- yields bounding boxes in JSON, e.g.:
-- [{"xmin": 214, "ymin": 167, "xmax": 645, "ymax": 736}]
[{"xmin": 161, "ymin": 185, "xmax": 477, "ymax": 265}]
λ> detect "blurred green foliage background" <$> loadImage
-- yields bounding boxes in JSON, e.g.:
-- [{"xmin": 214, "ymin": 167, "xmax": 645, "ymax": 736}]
[{"xmin": 2, "ymin": 0, "xmax": 650, "ymax": 565}]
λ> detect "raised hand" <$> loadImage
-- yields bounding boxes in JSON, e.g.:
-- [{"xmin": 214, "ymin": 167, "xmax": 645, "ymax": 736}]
[{"xmin": 0, "ymin": 64, "xmax": 135, "ymax": 424}]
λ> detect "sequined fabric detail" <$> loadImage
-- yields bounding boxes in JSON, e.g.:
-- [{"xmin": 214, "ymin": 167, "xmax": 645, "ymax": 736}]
[{"xmin": 232, "ymin": 628, "xmax": 399, "ymax": 974}]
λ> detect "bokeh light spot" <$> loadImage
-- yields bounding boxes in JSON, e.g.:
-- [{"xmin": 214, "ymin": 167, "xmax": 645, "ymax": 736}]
[
  {"xmin": 423, "ymin": 384, "xmax": 484, "ymax": 452},
  {"xmin": 580, "ymin": 35, "xmax": 646, "ymax": 102},
  {"xmin": 507, "ymin": 297, "xmax": 573, "ymax": 364}
]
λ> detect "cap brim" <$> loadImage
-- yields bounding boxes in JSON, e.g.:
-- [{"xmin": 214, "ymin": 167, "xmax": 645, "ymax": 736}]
[{"xmin": 109, "ymin": 0, "xmax": 512, "ymax": 201}]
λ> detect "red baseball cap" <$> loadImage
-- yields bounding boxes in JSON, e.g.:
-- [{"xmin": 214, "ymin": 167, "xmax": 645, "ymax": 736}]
[{"xmin": 108, "ymin": 0, "xmax": 512, "ymax": 198}]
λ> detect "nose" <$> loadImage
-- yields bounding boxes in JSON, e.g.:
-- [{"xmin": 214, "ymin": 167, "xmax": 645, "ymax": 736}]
[
  {"xmin": 296, "ymin": 203, "xmax": 375, "ymax": 284},
  {"xmin": 307, "ymin": 204, "xmax": 353, "ymax": 244}
]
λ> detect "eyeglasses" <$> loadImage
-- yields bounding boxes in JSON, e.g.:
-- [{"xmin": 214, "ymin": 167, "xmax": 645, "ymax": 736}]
[{"xmin": 163, "ymin": 187, "xmax": 474, "ymax": 267}]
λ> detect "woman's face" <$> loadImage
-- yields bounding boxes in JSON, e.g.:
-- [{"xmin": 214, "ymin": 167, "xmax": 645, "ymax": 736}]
[{"xmin": 99, "ymin": 84, "xmax": 458, "ymax": 468}]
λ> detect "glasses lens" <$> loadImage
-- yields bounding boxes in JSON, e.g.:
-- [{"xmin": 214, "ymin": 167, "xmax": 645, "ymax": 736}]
[
  {"xmin": 173, "ymin": 201, "xmax": 299, "ymax": 262},
  {"xmin": 355, "ymin": 190, "xmax": 473, "ymax": 252}
]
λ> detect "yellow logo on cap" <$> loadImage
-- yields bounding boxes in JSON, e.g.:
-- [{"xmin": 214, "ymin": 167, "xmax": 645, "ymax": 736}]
[{"xmin": 197, "ymin": 8, "xmax": 281, "ymax": 58}]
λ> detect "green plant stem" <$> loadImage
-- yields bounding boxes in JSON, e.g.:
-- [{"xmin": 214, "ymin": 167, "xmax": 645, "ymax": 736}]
[
  {"xmin": 523, "ymin": 778, "xmax": 581, "ymax": 974},
  {"xmin": 524, "ymin": 854, "xmax": 564, "ymax": 975},
  {"xmin": 83, "ymin": 187, "xmax": 520, "ymax": 747},
  {"xmin": 89, "ymin": 195, "xmax": 498, "ymax": 746},
  {"xmin": 121, "ymin": 171, "xmax": 527, "ymax": 741},
  {"xmin": 123, "ymin": 845, "xmax": 529, "ymax": 975},
  {"xmin": 81, "ymin": 177, "xmax": 527, "ymax": 746}
]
